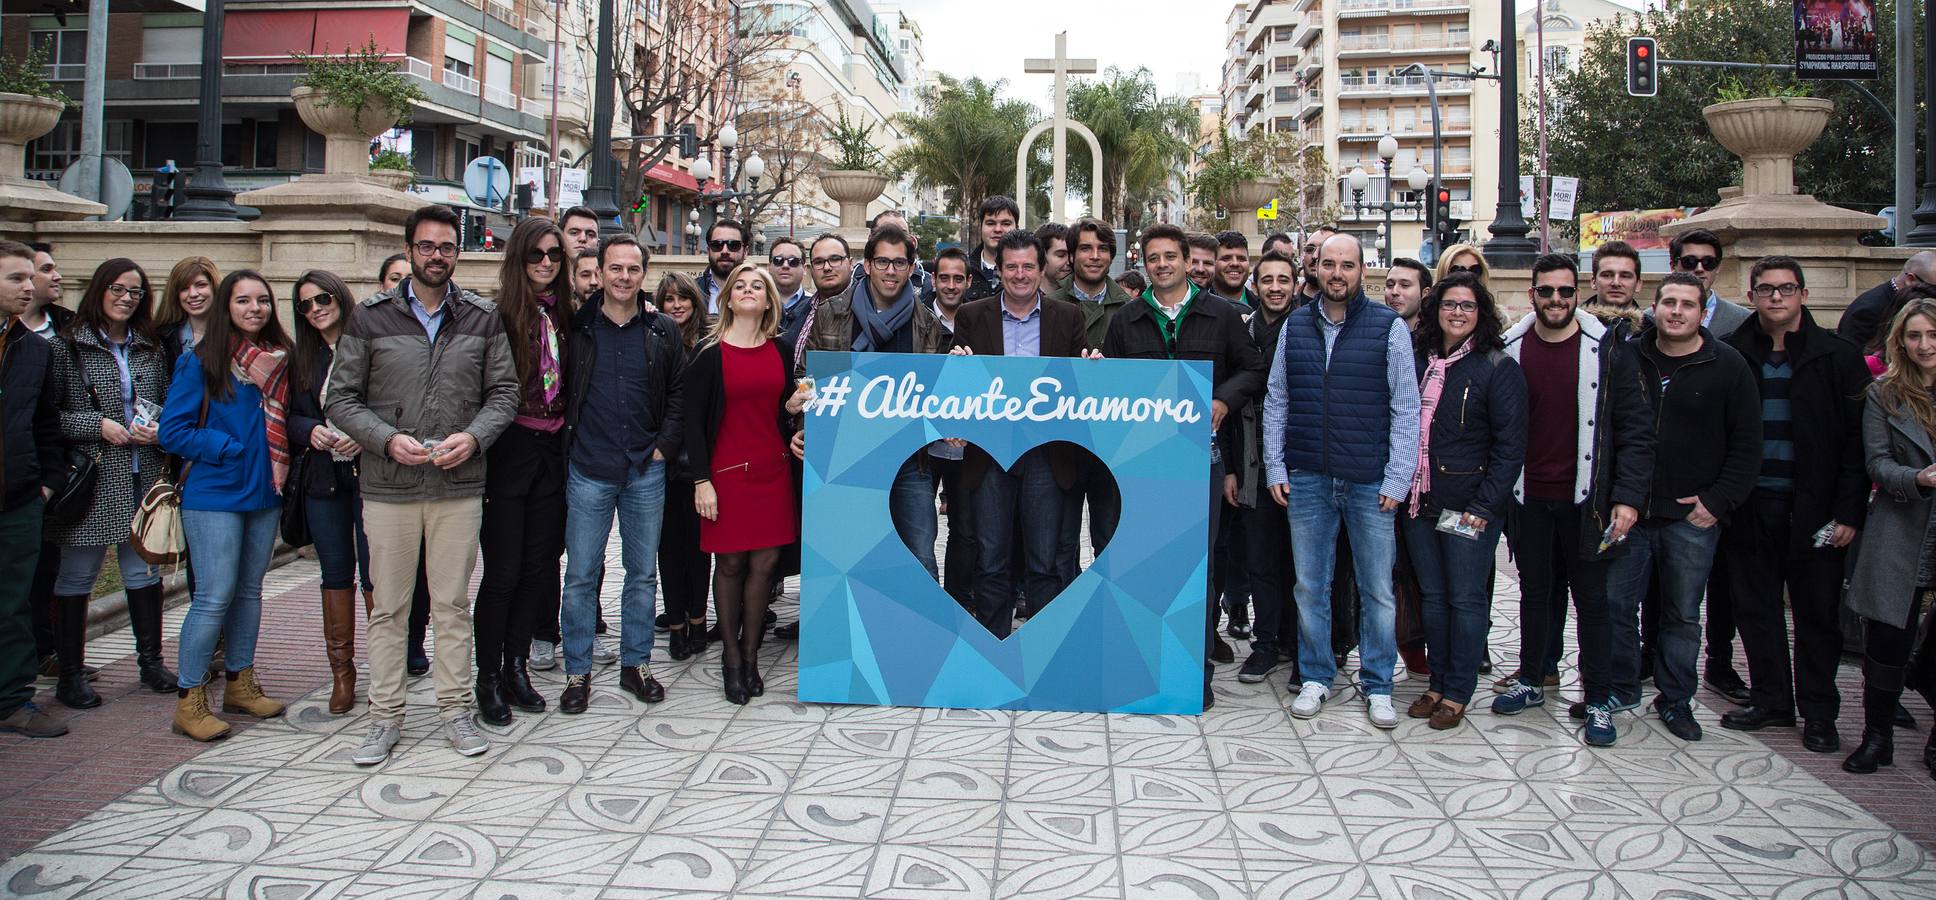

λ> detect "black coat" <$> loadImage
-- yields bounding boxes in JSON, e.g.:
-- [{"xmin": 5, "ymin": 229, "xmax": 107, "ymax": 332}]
[
  {"xmin": 563, "ymin": 295, "xmax": 687, "ymax": 467},
  {"xmin": 951, "ymin": 294, "xmax": 1090, "ymax": 492},
  {"xmin": 1629, "ymin": 325, "xmax": 1762, "ymax": 524},
  {"xmin": 1724, "ymin": 308, "xmax": 1872, "ymax": 547},
  {"xmin": 0, "ymin": 323, "xmax": 64, "ymax": 513},
  {"xmin": 682, "ymin": 336, "xmax": 798, "ymax": 482},
  {"xmin": 1836, "ymin": 278, "xmax": 1897, "ymax": 354},
  {"xmin": 1103, "ymin": 290, "xmax": 1266, "ymax": 469},
  {"xmin": 286, "ymin": 346, "xmax": 360, "ymax": 499},
  {"xmin": 1410, "ymin": 347, "xmax": 1528, "ymax": 524}
]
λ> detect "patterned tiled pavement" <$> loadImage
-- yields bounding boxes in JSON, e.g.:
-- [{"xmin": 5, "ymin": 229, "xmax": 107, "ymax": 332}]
[{"xmin": 4, "ymin": 539, "xmax": 1936, "ymax": 898}]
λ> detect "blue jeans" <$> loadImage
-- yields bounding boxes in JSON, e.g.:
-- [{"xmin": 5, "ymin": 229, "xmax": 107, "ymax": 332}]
[
  {"xmin": 176, "ymin": 507, "xmax": 279, "ymax": 690},
  {"xmin": 1609, "ymin": 518, "xmax": 1720, "ymax": 708},
  {"xmin": 890, "ymin": 456, "xmax": 939, "ymax": 579},
  {"xmin": 54, "ymin": 541, "xmax": 159, "ymax": 594},
  {"xmin": 1401, "ymin": 510, "xmax": 1501, "ymax": 705},
  {"xmin": 970, "ymin": 449, "xmax": 1066, "ymax": 639},
  {"xmin": 1287, "ymin": 472, "xmax": 1398, "ymax": 695},
  {"xmin": 562, "ymin": 462, "xmax": 666, "ymax": 674},
  {"xmin": 305, "ymin": 483, "xmax": 373, "ymax": 592}
]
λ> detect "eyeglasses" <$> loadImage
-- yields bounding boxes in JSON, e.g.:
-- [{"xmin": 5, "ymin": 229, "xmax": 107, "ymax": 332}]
[
  {"xmin": 1676, "ymin": 254, "xmax": 1721, "ymax": 272},
  {"xmin": 1448, "ymin": 264, "xmax": 1483, "ymax": 275},
  {"xmin": 1533, "ymin": 285, "xmax": 1578, "ymax": 299},
  {"xmin": 709, "ymin": 239, "xmax": 744, "ymax": 252},
  {"xmin": 296, "ymin": 292, "xmax": 336, "ymax": 314},
  {"xmin": 870, "ymin": 257, "xmax": 913, "ymax": 271},
  {"xmin": 1751, "ymin": 282, "xmax": 1802, "ymax": 298},
  {"xmin": 811, "ymin": 255, "xmax": 849, "ymax": 268},
  {"xmin": 524, "ymin": 247, "xmax": 566, "ymax": 265},
  {"xmin": 770, "ymin": 255, "xmax": 803, "ymax": 268},
  {"xmin": 412, "ymin": 241, "xmax": 459, "ymax": 258},
  {"xmin": 105, "ymin": 284, "xmax": 147, "ymax": 301},
  {"xmin": 1441, "ymin": 300, "xmax": 1480, "ymax": 313}
]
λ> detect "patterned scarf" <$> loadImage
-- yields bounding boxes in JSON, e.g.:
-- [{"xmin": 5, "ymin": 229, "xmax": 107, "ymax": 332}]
[
  {"xmin": 231, "ymin": 337, "xmax": 291, "ymax": 493},
  {"xmin": 1409, "ymin": 337, "xmax": 1474, "ymax": 517},
  {"xmin": 536, "ymin": 292, "xmax": 562, "ymax": 405}
]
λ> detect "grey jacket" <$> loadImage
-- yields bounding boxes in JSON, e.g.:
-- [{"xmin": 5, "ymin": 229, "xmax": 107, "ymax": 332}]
[
  {"xmin": 1848, "ymin": 383, "xmax": 1936, "ymax": 629},
  {"xmin": 324, "ymin": 280, "xmax": 520, "ymax": 500},
  {"xmin": 47, "ymin": 328, "xmax": 171, "ymax": 547}
]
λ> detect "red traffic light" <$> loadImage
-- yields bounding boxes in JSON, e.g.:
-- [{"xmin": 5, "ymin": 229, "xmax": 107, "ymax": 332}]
[
  {"xmin": 1437, "ymin": 190, "xmax": 1451, "ymax": 203},
  {"xmin": 1635, "ymin": 44, "xmax": 1649, "ymax": 58}
]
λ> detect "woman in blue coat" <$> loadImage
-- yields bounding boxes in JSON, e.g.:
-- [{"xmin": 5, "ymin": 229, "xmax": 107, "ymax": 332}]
[{"xmin": 158, "ymin": 269, "xmax": 294, "ymax": 741}]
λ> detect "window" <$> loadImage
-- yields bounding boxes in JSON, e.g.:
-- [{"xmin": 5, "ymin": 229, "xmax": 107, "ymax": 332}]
[
  {"xmin": 25, "ymin": 120, "xmax": 132, "ymax": 175},
  {"xmin": 1274, "ymin": 85, "xmax": 1296, "ymax": 102},
  {"xmin": 1272, "ymin": 56, "xmax": 1294, "ymax": 72},
  {"xmin": 1273, "ymin": 26, "xmax": 1293, "ymax": 41},
  {"xmin": 29, "ymin": 29, "xmax": 86, "ymax": 81},
  {"xmin": 1273, "ymin": 117, "xmax": 1295, "ymax": 131},
  {"xmin": 254, "ymin": 121, "xmax": 279, "ymax": 169},
  {"xmin": 1543, "ymin": 46, "xmax": 1570, "ymax": 79},
  {"xmin": 410, "ymin": 127, "xmax": 438, "ymax": 178}
]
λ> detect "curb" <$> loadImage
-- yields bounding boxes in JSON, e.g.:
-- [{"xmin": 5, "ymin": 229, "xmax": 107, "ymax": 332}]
[{"xmin": 83, "ymin": 544, "xmax": 307, "ymax": 641}]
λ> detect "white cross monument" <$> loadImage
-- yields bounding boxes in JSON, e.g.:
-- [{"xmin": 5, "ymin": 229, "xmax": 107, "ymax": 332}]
[{"xmin": 1018, "ymin": 32, "xmax": 1104, "ymax": 226}]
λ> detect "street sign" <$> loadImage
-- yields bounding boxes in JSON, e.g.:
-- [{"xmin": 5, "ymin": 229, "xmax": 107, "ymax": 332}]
[{"xmin": 463, "ymin": 156, "xmax": 510, "ymax": 209}]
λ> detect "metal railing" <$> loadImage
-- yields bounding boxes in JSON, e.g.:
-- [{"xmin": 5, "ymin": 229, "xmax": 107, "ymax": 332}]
[
  {"xmin": 483, "ymin": 84, "xmax": 518, "ymax": 108},
  {"xmin": 132, "ymin": 62, "xmax": 200, "ymax": 80},
  {"xmin": 487, "ymin": 0, "xmax": 519, "ymax": 26},
  {"xmin": 1338, "ymin": 33, "xmax": 1472, "ymax": 53},
  {"xmin": 40, "ymin": 63, "xmax": 85, "ymax": 81},
  {"xmin": 403, "ymin": 56, "xmax": 435, "ymax": 81},
  {"xmin": 224, "ymin": 62, "xmax": 306, "ymax": 76},
  {"xmin": 445, "ymin": 70, "xmax": 481, "ymax": 96}
]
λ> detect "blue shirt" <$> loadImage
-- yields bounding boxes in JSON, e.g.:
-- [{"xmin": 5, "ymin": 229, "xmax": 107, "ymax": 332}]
[
  {"xmin": 99, "ymin": 330, "xmax": 138, "ymax": 474},
  {"xmin": 999, "ymin": 291, "xmax": 1043, "ymax": 357},
  {"xmin": 405, "ymin": 280, "xmax": 453, "ymax": 343},
  {"xmin": 570, "ymin": 307, "xmax": 661, "ymax": 482}
]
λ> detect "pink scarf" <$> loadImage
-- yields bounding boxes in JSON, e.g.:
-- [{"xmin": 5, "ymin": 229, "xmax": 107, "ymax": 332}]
[
  {"xmin": 1409, "ymin": 337, "xmax": 1473, "ymax": 517},
  {"xmin": 231, "ymin": 338, "xmax": 291, "ymax": 493}
]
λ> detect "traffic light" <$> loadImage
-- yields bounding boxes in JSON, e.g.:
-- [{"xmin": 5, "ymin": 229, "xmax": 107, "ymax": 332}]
[
  {"xmin": 1626, "ymin": 37, "xmax": 1658, "ymax": 97},
  {"xmin": 679, "ymin": 123, "xmax": 698, "ymax": 159},
  {"xmin": 149, "ymin": 161, "xmax": 181, "ymax": 220},
  {"xmin": 1432, "ymin": 183, "xmax": 1458, "ymax": 248}
]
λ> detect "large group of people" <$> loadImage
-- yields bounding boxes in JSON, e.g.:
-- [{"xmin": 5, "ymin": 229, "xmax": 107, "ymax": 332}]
[{"xmin": 1, "ymin": 203, "xmax": 1934, "ymax": 782}]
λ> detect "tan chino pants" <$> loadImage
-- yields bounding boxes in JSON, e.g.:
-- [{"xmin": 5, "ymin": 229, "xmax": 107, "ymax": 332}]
[{"xmin": 363, "ymin": 497, "xmax": 483, "ymax": 722}]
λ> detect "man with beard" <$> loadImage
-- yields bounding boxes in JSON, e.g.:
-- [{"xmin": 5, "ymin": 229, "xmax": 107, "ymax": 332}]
[
  {"xmin": 329, "ymin": 205, "xmax": 522, "ymax": 764},
  {"xmin": 1837, "ymin": 250, "xmax": 1936, "ymax": 353},
  {"xmin": 21, "ymin": 243, "xmax": 69, "ymax": 676},
  {"xmin": 1234, "ymin": 250, "xmax": 1300, "ymax": 685},
  {"xmin": 1381, "ymin": 258, "xmax": 1430, "ymax": 328},
  {"xmin": 1043, "ymin": 220, "xmax": 1130, "ymax": 595},
  {"xmin": 1209, "ymin": 231, "xmax": 1259, "ymax": 308},
  {"xmin": 857, "ymin": 211, "xmax": 934, "ymax": 304},
  {"xmin": 1105, "ymin": 224, "xmax": 1265, "ymax": 710},
  {"xmin": 928, "ymin": 246, "xmax": 977, "ymax": 608},
  {"xmin": 931, "ymin": 247, "xmax": 970, "ymax": 333},
  {"xmin": 1185, "ymin": 233, "xmax": 1219, "ymax": 293},
  {"xmin": 1492, "ymin": 254, "xmax": 1655, "ymax": 749},
  {"xmin": 1035, "ymin": 222, "xmax": 1073, "ymax": 287},
  {"xmin": 696, "ymin": 219, "xmax": 749, "ymax": 313},
  {"xmin": 571, "ymin": 250, "xmax": 601, "ymax": 308},
  {"xmin": 1583, "ymin": 240, "xmax": 1646, "ymax": 342},
  {"xmin": 966, "ymin": 197, "xmax": 1019, "ymax": 303},
  {"xmin": 1265, "ymin": 234, "xmax": 1421, "ymax": 729},
  {"xmin": 769, "ymin": 236, "xmax": 812, "ymax": 344},
  {"xmin": 1297, "ymin": 225, "xmax": 1339, "ymax": 307}
]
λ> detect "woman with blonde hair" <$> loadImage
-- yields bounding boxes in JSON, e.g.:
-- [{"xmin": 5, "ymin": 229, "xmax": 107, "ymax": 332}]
[
  {"xmin": 684, "ymin": 262, "xmax": 803, "ymax": 703},
  {"xmin": 1844, "ymin": 295, "xmax": 1936, "ymax": 777},
  {"xmin": 655, "ymin": 271, "xmax": 713, "ymax": 659},
  {"xmin": 155, "ymin": 255, "xmax": 220, "ymax": 367},
  {"xmin": 1433, "ymin": 243, "xmax": 1489, "ymax": 288}
]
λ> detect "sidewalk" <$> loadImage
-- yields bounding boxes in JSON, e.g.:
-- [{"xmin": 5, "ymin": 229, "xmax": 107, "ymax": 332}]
[{"xmin": 2, "ymin": 543, "xmax": 1934, "ymax": 897}]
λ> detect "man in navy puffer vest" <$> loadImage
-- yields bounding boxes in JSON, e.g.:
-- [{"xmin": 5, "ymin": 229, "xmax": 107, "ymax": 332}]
[{"xmin": 1264, "ymin": 234, "xmax": 1421, "ymax": 729}]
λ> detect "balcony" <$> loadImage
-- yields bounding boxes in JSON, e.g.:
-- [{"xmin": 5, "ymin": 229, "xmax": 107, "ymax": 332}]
[
  {"xmin": 1299, "ymin": 92, "xmax": 1322, "ymax": 121},
  {"xmin": 1337, "ymin": 33, "xmax": 1473, "ymax": 55},
  {"xmin": 444, "ymin": 70, "xmax": 481, "ymax": 96},
  {"xmin": 40, "ymin": 63, "xmax": 85, "ymax": 82},
  {"xmin": 487, "ymin": 0, "xmax": 521, "ymax": 29},
  {"xmin": 1338, "ymin": 0, "xmax": 1469, "ymax": 15},
  {"xmin": 1299, "ymin": 52, "xmax": 1323, "ymax": 79},
  {"xmin": 1293, "ymin": 12, "xmax": 1322, "ymax": 47},
  {"xmin": 1338, "ymin": 74, "xmax": 1468, "ymax": 96},
  {"xmin": 132, "ymin": 62, "xmax": 199, "ymax": 80},
  {"xmin": 483, "ymin": 84, "xmax": 518, "ymax": 108}
]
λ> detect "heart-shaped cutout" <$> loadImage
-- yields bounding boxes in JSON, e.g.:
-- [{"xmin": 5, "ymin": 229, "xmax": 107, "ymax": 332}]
[{"xmin": 887, "ymin": 439, "xmax": 1119, "ymax": 641}]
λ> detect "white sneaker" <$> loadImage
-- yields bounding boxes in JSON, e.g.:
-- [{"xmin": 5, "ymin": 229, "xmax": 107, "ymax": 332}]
[
  {"xmin": 1367, "ymin": 694, "xmax": 1399, "ymax": 729},
  {"xmin": 350, "ymin": 720, "xmax": 401, "ymax": 766},
  {"xmin": 444, "ymin": 714, "xmax": 489, "ymax": 757},
  {"xmin": 1391, "ymin": 658, "xmax": 1409, "ymax": 684},
  {"xmin": 1289, "ymin": 681, "xmax": 1330, "ymax": 719},
  {"xmin": 593, "ymin": 635, "xmax": 619, "ymax": 666},
  {"xmin": 530, "ymin": 640, "xmax": 558, "ymax": 671}
]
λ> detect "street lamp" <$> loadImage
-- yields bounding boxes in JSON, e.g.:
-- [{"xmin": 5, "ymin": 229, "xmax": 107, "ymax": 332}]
[
  {"xmin": 695, "ymin": 122, "xmax": 767, "ymax": 234},
  {"xmin": 173, "ymin": 0, "xmax": 239, "ymax": 221},
  {"xmin": 1482, "ymin": 0, "xmax": 1538, "ymax": 267},
  {"xmin": 1345, "ymin": 134, "xmax": 1430, "ymax": 261},
  {"xmin": 581, "ymin": 0, "xmax": 624, "ymax": 236},
  {"xmin": 1907, "ymin": 0, "xmax": 1936, "ymax": 245}
]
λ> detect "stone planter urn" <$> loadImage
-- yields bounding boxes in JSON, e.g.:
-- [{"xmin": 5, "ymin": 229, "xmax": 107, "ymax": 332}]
[
  {"xmin": 1701, "ymin": 97, "xmax": 1833, "ymax": 198},
  {"xmin": 821, "ymin": 169, "xmax": 890, "ymax": 229},
  {"xmin": 0, "ymin": 92, "xmax": 63, "ymax": 179},
  {"xmin": 370, "ymin": 169, "xmax": 413, "ymax": 192},
  {"xmin": 1227, "ymin": 177, "xmax": 1282, "ymax": 234},
  {"xmin": 292, "ymin": 86, "xmax": 400, "ymax": 178}
]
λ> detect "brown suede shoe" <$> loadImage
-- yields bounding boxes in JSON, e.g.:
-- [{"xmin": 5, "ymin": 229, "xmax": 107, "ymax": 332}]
[
  {"xmin": 221, "ymin": 667, "xmax": 286, "ymax": 719},
  {"xmin": 172, "ymin": 686, "xmax": 232, "ymax": 742},
  {"xmin": 1428, "ymin": 702, "xmax": 1466, "ymax": 731},
  {"xmin": 1407, "ymin": 693, "xmax": 1440, "ymax": 719}
]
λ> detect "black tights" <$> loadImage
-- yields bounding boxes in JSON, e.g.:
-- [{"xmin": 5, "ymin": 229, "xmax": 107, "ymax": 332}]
[{"xmin": 713, "ymin": 548, "xmax": 780, "ymax": 667}]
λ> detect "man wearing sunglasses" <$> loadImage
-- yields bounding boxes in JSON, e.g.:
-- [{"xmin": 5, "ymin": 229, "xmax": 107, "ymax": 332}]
[
  {"xmin": 1495, "ymin": 254, "xmax": 1656, "ymax": 748},
  {"xmin": 1718, "ymin": 256, "xmax": 1869, "ymax": 753},
  {"xmin": 768, "ymin": 237, "xmax": 812, "ymax": 345},
  {"xmin": 696, "ymin": 219, "xmax": 750, "ymax": 314},
  {"xmin": 1667, "ymin": 229, "xmax": 1751, "ymax": 339}
]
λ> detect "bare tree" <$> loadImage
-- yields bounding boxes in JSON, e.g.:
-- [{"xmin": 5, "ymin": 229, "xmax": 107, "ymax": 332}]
[{"xmin": 732, "ymin": 71, "xmax": 825, "ymax": 231}]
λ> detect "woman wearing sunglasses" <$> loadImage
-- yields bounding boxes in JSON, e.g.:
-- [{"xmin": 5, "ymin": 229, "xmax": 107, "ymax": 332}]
[
  {"xmin": 286, "ymin": 270, "xmax": 375, "ymax": 714},
  {"xmin": 43, "ymin": 258, "xmax": 179, "ymax": 709},
  {"xmin": 1433, "ymin": 243, "xmax": 1490, "ymax": 290},
  {"xmin": 471, "ymin": 217, "xmax": 573, "ymax": 726}
]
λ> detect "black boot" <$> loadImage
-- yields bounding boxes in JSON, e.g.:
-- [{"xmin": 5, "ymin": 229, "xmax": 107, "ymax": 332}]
[
  {"xmin": 475, "ymin": 672, "xmax": 512, "ymax": 725},
  {"xmin": 500, "ymin": 654, "xmax": 547, "ymax": 713},
  {"xmin": 743, "ymin": 659, "xmax": 764, "ymax": 697},
  {"xmin": 54, "ymin": 595, "xmax": 100, "ymax": 709},
  {"xmin": 1848, "ymin": 660, "xmax": 1905, "ymax": 774},
  {"xmin": 668, "ymin": 626, "xmax": 692, "ymax": 661},
  {"xmin": 125, "ymin": 584, "xmax": 178, "ymax": 693},
  {"xmin": 722, "ymin": 659, "xmax": 749, "ymax": 705}
]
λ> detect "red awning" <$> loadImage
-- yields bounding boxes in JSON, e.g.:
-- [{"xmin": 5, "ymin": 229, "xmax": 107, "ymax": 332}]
[
  {"xmin": 313, "ymin": 8, "xmax": 408, "ymax": 55},
  {"xmin": 645, "ymin": 161, "xmax": 699, "ymax": 192},
  {"xmin": 224, "ymin": 8, "xmax": 407, "ymax": 60}
]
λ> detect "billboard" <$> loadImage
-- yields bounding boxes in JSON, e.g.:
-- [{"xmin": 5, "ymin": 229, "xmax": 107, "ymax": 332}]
[
  {"xmin": 1577, "ymin": 207, "xmax": 1705, "ymax": 253},
  {"xmin": 1795, "ymin": 0, "xmax": 1879, "ymax": 79}
]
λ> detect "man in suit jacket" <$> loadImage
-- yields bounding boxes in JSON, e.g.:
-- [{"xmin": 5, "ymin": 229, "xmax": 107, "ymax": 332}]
[{"xmin": 949, "ymin": 230, "xmax": 1096, "ymax": 638}]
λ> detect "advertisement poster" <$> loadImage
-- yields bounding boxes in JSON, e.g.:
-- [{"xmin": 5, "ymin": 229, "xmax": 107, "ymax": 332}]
[
  {"xmin": 798, "ymin": 353, "xmax": 1211, "ymax": 714},
  {"xmin": 1795, "ymin": 0, "xmax": 1879, "ymax": 79},
  {"xmin": 1577, "ymin": 207, "xmax": 1704, "ymax": 252}
]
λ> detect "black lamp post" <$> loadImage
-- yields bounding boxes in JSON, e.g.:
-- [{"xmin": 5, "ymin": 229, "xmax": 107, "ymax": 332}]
[
  {"xmin": 1481, "ymin": 0, "xmax": 1537, "ymax": 268},
  {"xmin": 172, "ymin": 0, "xmax": 239, "ymax": 221},
  {"xmin": 1346, "ymin": 134, "xmax": 1430, "ymax": 262},
  {"xmin": 1905, "ymin": 0, "xmax": 1936, "ymax": 246},
  {"xmin": 581, "ymin": 0, "xmax": 624, "ymax": 237}
]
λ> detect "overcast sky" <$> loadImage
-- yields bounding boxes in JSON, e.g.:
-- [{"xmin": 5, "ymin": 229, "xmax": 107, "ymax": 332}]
[{"xmin": 893, "ymin": 0, "xmax": 1232, "ymax": 110}]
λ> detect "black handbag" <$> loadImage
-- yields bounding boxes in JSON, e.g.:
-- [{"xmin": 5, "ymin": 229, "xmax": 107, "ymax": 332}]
[
  {"xmin": 43, "ymin": 339, "xmax": 99, "ymax": 526},
  {"xmin": 280, "ymin": 449, "xmax": 312, "ymax": 548}
]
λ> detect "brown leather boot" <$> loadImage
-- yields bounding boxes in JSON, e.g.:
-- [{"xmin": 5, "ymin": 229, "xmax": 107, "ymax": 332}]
[
  {"xmin": 221, "ymin": 667, "xmax": 286, "ymax": 718},
  {"xmin": 172, "ymin": 686, "xmax": 231, "ymax": 741},
  {"xmin": 321, "ymin": 588, "xmax": 357, "ymax": 714},
  {"xmin": 362, "ymin": 588, "xmax": 375, "ymax": 618}
]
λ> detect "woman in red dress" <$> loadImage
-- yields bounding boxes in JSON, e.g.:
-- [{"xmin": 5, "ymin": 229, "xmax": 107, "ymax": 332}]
[{"xmin": 686, "ymin": 262, "xmax": 806, "ymax": 704}]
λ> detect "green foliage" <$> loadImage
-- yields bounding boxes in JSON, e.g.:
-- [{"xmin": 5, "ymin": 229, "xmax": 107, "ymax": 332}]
[
  {"xmin": 1064, "ymin": 67, "xmax": 1198, "ymax": 230},
  {"xmin": 370, "ymin": 149, "xmax": 414, "ymax": 172},
  {"xmin": 1189, "ymin": 132, "xmax": 1265, "ymax": 215},
  {"xmin": 1539, "ymin": 0, "xmax": 1911, "ymax": 228},
  {"xmin": 911, "ymin": 215, "xmax": 960, "ymax": 258},
  {"xmin": 292, "ymin": 38, "xmax": 427, "ymax": 130},
  {"xmin": 0, "ymin": 47, "xmax": 73, "ymax": 107},
  {"xmin": 1713, "ymin": 73, "xmax": 1815, "ymax": 102},
  {"xmin": 889, "ymin": 75, "xmax": 1043, "ymax": 244},
  {"xmin": 825, "ymin": 110, "xmax": 884, "ymax": 171}
]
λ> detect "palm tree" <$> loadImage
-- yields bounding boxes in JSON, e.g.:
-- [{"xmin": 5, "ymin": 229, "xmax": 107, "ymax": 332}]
[
  {"xmin": 1066, "ymin": 67, "xmax": 1197, "ymax": 229},
  {"xmin": 889, "ymin": 75, "xmax": 1039, "ymax": 245}
]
